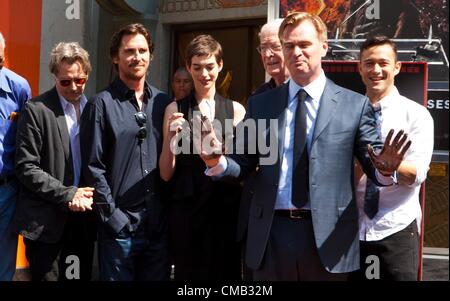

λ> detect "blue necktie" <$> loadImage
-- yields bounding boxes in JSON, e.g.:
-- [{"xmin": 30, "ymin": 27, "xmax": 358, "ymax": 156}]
[
  {"xmin": 292, "ymin": 89, "xmax": 309, "ymax": 208},
  {"xmin": 364, "ymin": 105, "xmax": 382, "ymax": 219}
]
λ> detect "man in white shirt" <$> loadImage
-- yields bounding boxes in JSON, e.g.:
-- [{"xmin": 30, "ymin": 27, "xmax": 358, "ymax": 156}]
[{"xmin": 356, "ymin": 36, "xmax": 434, "ymax": 280}]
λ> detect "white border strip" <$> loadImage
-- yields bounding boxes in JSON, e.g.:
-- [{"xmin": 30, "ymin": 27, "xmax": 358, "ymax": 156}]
[{"xmin": 423, "ymin": 254, "xmax": 449, "ymax": 260}]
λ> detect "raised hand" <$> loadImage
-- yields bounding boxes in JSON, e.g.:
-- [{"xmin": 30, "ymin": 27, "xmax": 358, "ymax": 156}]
[
  {"xmin": 368, "ymin": 129, "xmax": 411, "ymax": 176},
  {"xmin": 168, "ymin": 112, "xmax": 188, "ymax": 139},
  {"xmin": 168, "ymin": 112, "xmax": 190, "ymax": 154},
  {"xmin": 192, "ymin": 114, "xmax": 223, "ymax": 167}
]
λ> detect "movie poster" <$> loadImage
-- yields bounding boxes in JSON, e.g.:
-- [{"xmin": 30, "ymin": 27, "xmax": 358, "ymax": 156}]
[{"xmin": 280, "ymin": 0, "xmax": 449, "ymax": 54}]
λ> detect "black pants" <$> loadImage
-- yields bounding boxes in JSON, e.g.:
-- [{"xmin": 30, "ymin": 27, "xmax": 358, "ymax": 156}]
[
  {"xmin": 356, "ymin": 220, "xmax": 420, "ymax": 281},
  {"xmin": 24, "ymin": 213, "xmax": 95, "ymax": 281},
  {"xmin": 169, "ymin": 198, "xmax": 241, "ymax": 281},
  {"xmin": 241, "ymin": 241, "xmax": 253, "ymax": 281}
]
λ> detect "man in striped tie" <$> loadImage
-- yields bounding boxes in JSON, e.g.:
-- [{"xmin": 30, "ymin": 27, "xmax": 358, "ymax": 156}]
[{"xmin": 355, "ymin": 36, "xmax": 434, "ymax": 281}]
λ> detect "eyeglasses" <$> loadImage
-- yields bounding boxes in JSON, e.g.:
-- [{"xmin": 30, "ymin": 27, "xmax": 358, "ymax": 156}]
[
  {"xmin": 56, "ymin": 77, "xmax": 87, "ymax": 87},
  {"xmin": 135, "ymin": 111, "xmax": 147, "ymax": 142},
  {"xmin": 256, "ymin": 44, "xmax": 282, "ymax": 54}
]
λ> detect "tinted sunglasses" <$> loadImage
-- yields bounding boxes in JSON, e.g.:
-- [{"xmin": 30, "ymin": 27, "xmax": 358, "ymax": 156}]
[
  {"xmin": 135, "ymin": 111, "xmax": 147, "ymax": 142},
  {"xmin": 57, "ymin": 77, "xmax": 87, "ymax": 87}
]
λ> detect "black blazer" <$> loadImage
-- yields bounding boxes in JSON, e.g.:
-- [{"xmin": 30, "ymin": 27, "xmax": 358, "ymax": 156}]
[{"xmin": 13, "ymin": 87, "xmax": 89, "ymax": 243}]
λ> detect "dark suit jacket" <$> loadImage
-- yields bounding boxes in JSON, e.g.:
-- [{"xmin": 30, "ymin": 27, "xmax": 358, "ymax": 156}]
[
  {"xmin": 13, "ymin": 87, "xmax": 89, "ymax": 243},
  {"xmin": 227, "ymin": 79, "xmax": 383, "ymax": 273}
]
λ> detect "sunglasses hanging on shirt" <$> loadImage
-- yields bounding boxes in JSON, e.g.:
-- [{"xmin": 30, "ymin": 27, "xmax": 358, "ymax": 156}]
[{"xmin": 134, "ymin": 111, "xmax": 147, "ymax": 142}]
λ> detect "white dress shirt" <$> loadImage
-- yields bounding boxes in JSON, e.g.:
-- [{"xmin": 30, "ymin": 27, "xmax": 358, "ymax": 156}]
[
  {"xmin": 356, "ymin": 87, "xmax": 434, "ymax": 241},
  {"xmin": 58, "ymin": 94, "xmax": 87, "ymax": 187},
  {"xmin": 274, "ymin": 71, "xmax": 326, "ymax": 209}
]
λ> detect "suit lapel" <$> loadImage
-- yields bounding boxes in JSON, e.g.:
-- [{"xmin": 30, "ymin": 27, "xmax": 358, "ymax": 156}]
[
  {"xmin": 259, "ymin": 85, "xmax": 288, "ymax": 179},
  {"xmin": 312, "ymin": 79, "xmax": 339, "ymax": 145},
  {"xmin": 47, "ymin": 88, "xmax": 71, "ymax": 162}
]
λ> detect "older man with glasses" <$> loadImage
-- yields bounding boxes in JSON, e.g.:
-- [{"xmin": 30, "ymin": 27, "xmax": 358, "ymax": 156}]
[
  {"xmin": 80, "ymin": 23, "xmax": 171, "ymax": 281},
  {"xmin": 13, "ymin": 42, "xmax": 96, "ymax": 281},
  {"xmin": 238, "ymin": 18, "xmax": 291, "ymax": 281},
  {"xmin": 252, "ymin": 18, "xmax": 290, "ymax": 96}
]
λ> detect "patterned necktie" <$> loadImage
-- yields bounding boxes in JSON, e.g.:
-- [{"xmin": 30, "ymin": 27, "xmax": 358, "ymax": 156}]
[
  {"xmin": 292, "ymin": 89, "xmax": 309, "ymax": 208},
  {"xmin": 364, "ymin": 105, "xmax": 382, "ymax": 219}
]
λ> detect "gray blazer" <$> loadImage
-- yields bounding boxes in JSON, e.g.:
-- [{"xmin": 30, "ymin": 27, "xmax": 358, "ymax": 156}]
[{"xmin": 226, "ymin": 79, "xmax": 383, "ymax": 273}]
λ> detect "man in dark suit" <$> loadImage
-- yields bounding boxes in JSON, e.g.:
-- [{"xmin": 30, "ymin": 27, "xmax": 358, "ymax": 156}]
[
  {"xmin": 13, "ymin": 42, "xmax": 95, "ymax": 281},
  {"xmin": 239, "ymin": 18, "xmax": 290, "ymax": 281},
  {"xmin": 252, "ymin": 18, "xmax": 289, "ymax": 96},
  {"xmin": 202, "ymin": 12, "xmax": 410, "ymax": 280}
]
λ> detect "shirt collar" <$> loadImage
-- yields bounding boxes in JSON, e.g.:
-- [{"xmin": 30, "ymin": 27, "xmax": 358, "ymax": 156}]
[
  {"xmin": 288, "ymin": 71, "xmax": 326, "ymax": 103},
  {"xmin": 376, "ymin": 86, "xmax": 399, "ymax": 110},
  {"xmin": 58, "ymin": 92, "xmax": 87, "ymax": 113},
  {"xmin": 0, "ymin": 68, "xmax": 13, "ymax": 93},
  {"xmin": 112, "ymin": 76, "xmax": 152, "ymax": 100}
]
